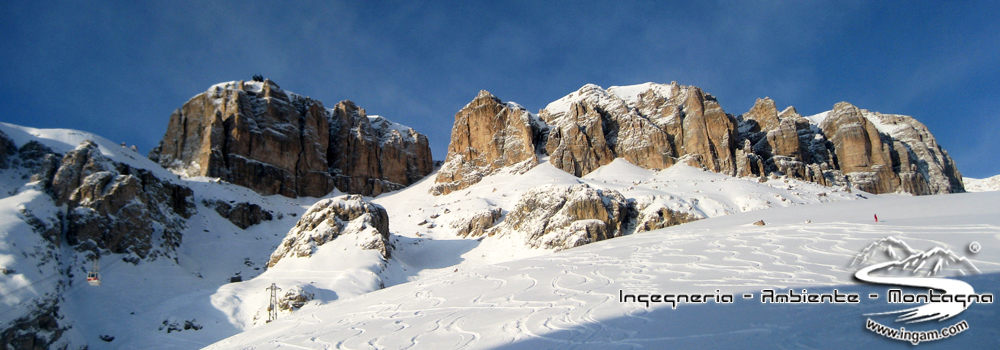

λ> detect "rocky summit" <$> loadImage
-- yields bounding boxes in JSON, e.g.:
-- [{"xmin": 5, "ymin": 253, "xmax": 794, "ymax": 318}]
[
  {"xmin": 149, "ymin": 79, "xmax": 433, "ymax": 198},
  {"xmin": 431, "ymin": 91, "xmax": 544, "ymax": 195},
  {"xmin": 434, "ymin": 82, "xmax": 964, "ymax": 196}
]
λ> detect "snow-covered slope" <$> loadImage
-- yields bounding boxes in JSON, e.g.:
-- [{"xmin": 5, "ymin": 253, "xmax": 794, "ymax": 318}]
[
  {"xmin": 965, "ymin": 175, "xmax": 1000, "ymax": 192},
  {"xmin": 372, "ymin": 158, "xmax": 862, "ymax": 283},
  {"xmin": 0, "ymin": 123, "xmax": 319, "ymax": 349},
  {"xmin": 206, "ymin": 191, "xmax": 1000, "ymax": 349},
  {"xmin": 0, "ymin": 121, "xmax": 871, "ymax": 348}
]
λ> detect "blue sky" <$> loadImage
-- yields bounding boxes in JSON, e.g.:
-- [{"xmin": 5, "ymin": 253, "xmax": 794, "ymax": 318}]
[{"xmin": 2, "ymin": 1, "xmax": 998, "ymax": 178}]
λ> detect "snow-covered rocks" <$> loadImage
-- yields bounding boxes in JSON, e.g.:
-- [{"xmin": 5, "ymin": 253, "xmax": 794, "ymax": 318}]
[
  {"xmin": 541, "ymin": 82, "xmax": 737, "ymax": 177},
  {"xmin": 276, "ymin": 286, "xmax": 315, "ymax": 312},
  {"xmin": 49, "ymin": 140, "xmax": 195, "ymax": 260},
  {"xmin": 493, "ymin": 184, "xmax": 630, "ymax": 250},
  {"xmin": 965, "ymin": 175, "xmax": 1000, "ymax": 192},
  {"xmin": 450, "ymin": 207, "xmax": 502, "ymax": 237},
  {"xmin": 268, "ymin": 195, "xmax": 391, "ymax": 267},
  {"xmin": 631, "ymin": 195, "xmax": 702, "ymax": 233}
]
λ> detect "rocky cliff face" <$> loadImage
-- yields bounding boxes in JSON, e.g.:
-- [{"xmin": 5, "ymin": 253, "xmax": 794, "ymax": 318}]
[
  {"xmin": 0, "ymin": 297, "xmax": 66, "ymax": 350},
  {"xmin": 149, "ymin": 80, "xmax": 433, "ymax": 198},
  {"xmin": 541, "ymin": 83, "xmax": 737, "ymax": 177},
  {"xmin": 0, "ymin": 131, "xmax": 196, "ymax": 261},
  {"xmin": 431, "ymin": 91, "xmax": 542, "ymax": 195},
  {"xmin": 268, "ymin": 195, "xmax": 391, "ymax": 267},
  {"xmin": 46, "ymin": 141, "xmax": 195, "ymax": 260},
  {"xmin": 434, "ymin": 82, "xmax": 964, "ymax": 195}
]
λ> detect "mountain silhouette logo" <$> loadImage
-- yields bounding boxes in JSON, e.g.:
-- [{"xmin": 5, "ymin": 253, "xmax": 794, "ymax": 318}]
[{"xmin": 851, "ymin": 237, "xmax": 983, "ymax": 324}]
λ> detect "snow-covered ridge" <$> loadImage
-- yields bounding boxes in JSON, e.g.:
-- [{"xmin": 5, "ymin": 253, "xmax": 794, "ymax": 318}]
[
  {"xmin": 366, "ymin": 114, "xmax": 422, "ymax": 144},
  {"xmin": 542, "ymin": 83, "xmax": 615, "ymax": 117},
  {"xmin": 607, "ymin": 82, "xmax": 679, "ymax": 106},
  {"xmin": 0, "ymin": 122, "xmax": 180, "ymax": 184},
  {"xmin": 806, "ymin": 108, "xmax": 920, "ymax": 137},
  {"xmin": 209, "ymin": 80, "xmax": 295, "ymax": 98},
  {"xmin": 804, "ymin": 110, "xmax": 830, "ymax": 125},
  {"xmin": 965, "ymin": 175, "xmax": 1000, "ymax": 192},
  {"xmin": 541, "ymin": 81, "xmax": 683, "ymax": 119},
  {"xmin": 382, "ymin": 157, "xmax": 866, "ymax": 281}
]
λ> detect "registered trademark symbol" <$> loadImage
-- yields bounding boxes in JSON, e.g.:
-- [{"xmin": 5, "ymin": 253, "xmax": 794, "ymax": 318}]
[{"xmin": 969, "ymin": 241, "xmax": 981, "ymax": 254}]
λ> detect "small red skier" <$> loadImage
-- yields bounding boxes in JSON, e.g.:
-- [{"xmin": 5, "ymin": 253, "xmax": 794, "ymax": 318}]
[{"xmin": 874, "ymin": 214, "xmax": 878, "ymax": 223}]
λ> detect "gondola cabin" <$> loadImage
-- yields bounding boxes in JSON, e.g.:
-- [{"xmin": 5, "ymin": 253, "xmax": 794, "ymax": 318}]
[
  {"xmin": 87, "ymin": 271, "xmax": 101, "ymax": 286},
  {"xmin": 87, "ymin": 259, "xmax": 101, "ymax": 286}
]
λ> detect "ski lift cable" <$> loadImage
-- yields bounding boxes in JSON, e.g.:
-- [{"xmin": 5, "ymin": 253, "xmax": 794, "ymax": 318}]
[
  {"xmin": 2, "ymin": 252, "xmax": 129, "ymax": 309},
  {"xmin": 0, "ymin": 271, "xmax": 64, "ymax": 329}
]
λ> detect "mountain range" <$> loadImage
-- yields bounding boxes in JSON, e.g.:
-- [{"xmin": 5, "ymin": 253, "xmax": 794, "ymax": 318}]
[{"xmin": 0, "ymin": 79, "xmax": 991, "ymax": 349}]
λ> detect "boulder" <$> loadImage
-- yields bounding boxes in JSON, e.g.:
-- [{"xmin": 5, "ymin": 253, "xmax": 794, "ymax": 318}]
[
  {"xmin": 268, "ymin": 195, "xmax": 391, "ymax": 267},
  {"xmin": 202, "ymin": 199, "xmax": 274, "ymax": 229},
  {"xmin": 450, "ymin": 208, "xmax": 502, "ymax": 237},
  {"xmin": 630, "ymin": 196, "xmax": 703, "ymax": 233}
]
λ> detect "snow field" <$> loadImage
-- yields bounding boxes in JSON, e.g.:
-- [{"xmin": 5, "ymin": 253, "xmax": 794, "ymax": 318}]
[{"xmin": 207, "ymin": 190, "xmax": 1000, "ymax": 349}]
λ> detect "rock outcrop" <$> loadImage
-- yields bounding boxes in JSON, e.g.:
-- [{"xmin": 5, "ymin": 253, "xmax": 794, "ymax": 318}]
[
  {"xmin": 631, "ymin": 196, "xmax": 703, "ymax": 233},
  {"xmin": 0, "ymin": 130, "xmax": 16, "ymax": 169},
  {"xmin": 492, "ymin": 184, "xmax": 629, "ymax": 250},
  {"xmin": 277, "ymin": 286, "xmax": 315, "ymax": 311},
  {"xmin": 202, "ymin": 199, "xmax": 274, "ymax": 229},
  {"xmin": 150, "ymin": 80, "xmax": 433, "ymax": 198},
  {"xmin": 488, "ymin": 186, "xmax": 707, "ymax": 250},
  {"xmin": 844, "ymin": 105, "xmax": 964, "ymax": 195},
  {"xmin": 431, "ymin": 91, "xmax": 542, "ymax": 195},
  {"xmin": 268, "ymin": 195, "xmax": 390, "ymax": 267},
  {"xmin": 47, "ymin": 141, "xmax": 195, "ymax": 260},
  {"xmin": 735, "ymin": 97, "xmax": 834, "ymax": 186},
  {"xmin": 433, "ymin": 82, "xmax": 964, "ymax": 195},
  {"xmin": 817, "ymin": 102, "xmax": 901, "ymax": 194},
  {"xmin": 0, "ymin": 297, "xmax": 67, "ymax": 350},
  {"xmin": 450, "ymin": 208, "xmax": 502, "ymax": 237}
]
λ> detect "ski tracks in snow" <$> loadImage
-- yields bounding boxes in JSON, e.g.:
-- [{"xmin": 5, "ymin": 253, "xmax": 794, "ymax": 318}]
[{"xmin": 207, "ymin": 220, "xmax": 1000, "ymax": 349}]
